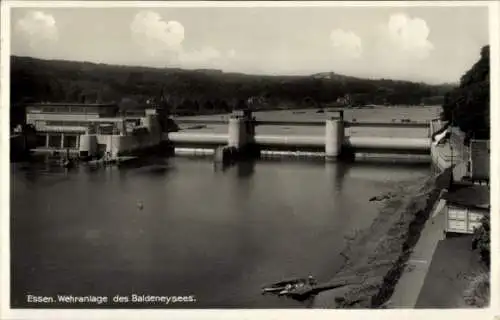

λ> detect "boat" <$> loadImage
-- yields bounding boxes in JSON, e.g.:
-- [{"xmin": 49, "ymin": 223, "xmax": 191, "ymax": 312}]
[
  {"xmin": 61, "ymin": 159, "xmax": 75, "ymax": 168},
  {"xmin": 261, "ymin": 276, "xmax": 316, "ymax": 295},
  {"xmin": 116, "ymin": 156, "xmax": 140, "ymax": 167},
  {"xmin": 86, "ymin": 155, "xmax": 139, "ymax": 167},
  {"xmin": 262, "ymin": 274, "xmax": 367, "ymax": 301},
  {"xmin": 59, "ymin": 151, "xmax": 75, "ymax": 168},
  {"xmin": 87, "ymin": 158, "xmax": 105, "ymax": 166},
  {"xmin": 278, "ymin": 282, "xmax": 308, "ymax": 296},
  {"xmin": 262, "ymin": 286, "xmax": 287, "ymax": 294}
]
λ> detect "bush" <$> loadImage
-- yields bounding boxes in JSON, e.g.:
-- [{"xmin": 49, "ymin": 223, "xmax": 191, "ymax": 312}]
[
  {"xmin": 472, "ymin": 215, "xmax": 490, "ymax": 266},
  {"xmin": 463, "ymin": 272, "xmax": 490, "ymax": 308}
]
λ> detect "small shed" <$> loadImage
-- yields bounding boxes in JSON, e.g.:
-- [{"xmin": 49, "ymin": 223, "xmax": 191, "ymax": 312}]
[{"xmin": 443, "ymin": 184, "xmax": 490, "ymax": 234}]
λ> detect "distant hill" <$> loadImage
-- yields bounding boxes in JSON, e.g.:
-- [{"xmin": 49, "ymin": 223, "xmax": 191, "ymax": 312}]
[{"xmin": 10, "ymin": 55, "xmax": 455, "ymax": 117}]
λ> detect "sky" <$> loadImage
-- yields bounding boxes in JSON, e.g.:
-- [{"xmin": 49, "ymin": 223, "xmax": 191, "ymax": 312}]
[{"xmin": 10, "ymin": 4, "xmax": 490, "ymax": 84}]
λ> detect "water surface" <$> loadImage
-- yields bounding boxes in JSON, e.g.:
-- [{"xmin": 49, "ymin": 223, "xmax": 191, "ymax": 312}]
[{"xmin": 11, "ymin": 157, "xmax": 430, "ymax": 308}]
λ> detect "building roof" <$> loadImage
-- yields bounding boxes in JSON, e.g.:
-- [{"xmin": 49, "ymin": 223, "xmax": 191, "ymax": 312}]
[{"xmin": 443, "ymin": 183, "xmax": 490, "ymax": 210}]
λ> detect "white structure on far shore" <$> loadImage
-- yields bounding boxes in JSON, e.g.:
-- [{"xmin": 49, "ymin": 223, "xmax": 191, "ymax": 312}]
[{"xmin": 25, "ymin": 102, "xmax": 163, "ymax": 159}]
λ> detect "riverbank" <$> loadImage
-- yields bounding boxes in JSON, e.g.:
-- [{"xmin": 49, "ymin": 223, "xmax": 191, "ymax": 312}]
[{"xmin": 313, "ymin": 168, "xmax": 451, "ymax": 308}]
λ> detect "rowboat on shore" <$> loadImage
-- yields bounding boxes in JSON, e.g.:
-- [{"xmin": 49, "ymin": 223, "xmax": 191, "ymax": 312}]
[
  {"xmin": 262, "ymin": 274, "xmax": 366, "ymax": 301},
  {"xmin": 60, "ymin": 158, "xmax": 75, "ymax": 168},
  {"xmin": 262, "ymin": 276, "xmax": 316, "ymax": 295},
  {"xmin": 86, "ymin": 156, "xmax": 139, "ymax": 167}
]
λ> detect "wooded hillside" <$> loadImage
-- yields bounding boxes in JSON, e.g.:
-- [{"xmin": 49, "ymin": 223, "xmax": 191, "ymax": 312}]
[
  {"xmin": 11, "ymin": 55, "xmax": 455, "ymax": 119},
  {"xmin": 441, "ymin": 45, "xmax": 490, "ymax": 139}
]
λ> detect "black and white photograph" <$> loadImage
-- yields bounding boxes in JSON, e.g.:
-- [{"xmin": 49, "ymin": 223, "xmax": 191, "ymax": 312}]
[{"xmin": 1, "ymin": 0, "xmax": 496, "ymax": 317}]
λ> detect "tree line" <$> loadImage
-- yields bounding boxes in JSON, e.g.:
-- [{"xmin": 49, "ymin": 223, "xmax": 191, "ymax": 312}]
[
  {"xmin": 11, "ymin": 55, "xmax": 454, "ymax": 116},
  {"xmin": 441, "ymin": 45, "xmax": 490, "ymax": 139}
]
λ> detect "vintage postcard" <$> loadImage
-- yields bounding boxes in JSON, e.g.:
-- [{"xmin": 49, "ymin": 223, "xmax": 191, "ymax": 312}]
[{"xmin": 0, "ymin": 1, "xmax": 497, "ymax": 320}]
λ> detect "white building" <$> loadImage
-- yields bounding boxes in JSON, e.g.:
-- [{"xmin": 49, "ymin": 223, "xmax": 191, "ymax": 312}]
[
  {"xmin": 25, "ymin": 102, "xmax": 162, "ymax": 159},
  {"xmin": 26, "ymin": 103, "xmax": 120, "ymax": 150}
]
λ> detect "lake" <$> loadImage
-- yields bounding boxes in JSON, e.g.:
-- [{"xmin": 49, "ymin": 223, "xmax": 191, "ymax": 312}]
[{"xmin": 11, "ymin": 157, "xmax": 430, "ymax": 308}]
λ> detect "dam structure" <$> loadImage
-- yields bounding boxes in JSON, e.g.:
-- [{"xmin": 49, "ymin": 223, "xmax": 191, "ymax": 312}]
[
  {"xmin": 18, "ymin": 102, "xmax": 443, "ymax": 165},
  {"xmin": 166, "ymin": 109, "xmax": 438, "ymax": 163}
]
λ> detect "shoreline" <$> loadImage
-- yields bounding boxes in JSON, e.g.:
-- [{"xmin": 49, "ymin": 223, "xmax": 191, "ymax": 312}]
[{"xmin": 313, "ymin": 168, "xmax": 450, "ymax": 308}]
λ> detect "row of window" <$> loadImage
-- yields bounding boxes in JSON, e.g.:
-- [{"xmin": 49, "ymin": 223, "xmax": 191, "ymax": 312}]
[
  {"xmin": 45, "ymin": 120, "xmax": 141, "ymax": 128},
  {"xmin": 42, "ymin": 107, "xmax": 86, "ymax": 113},
  {"xmin": 46, "ymin": 121, "xmax": 91, "ymax": 127},
  {"xmin": 30, "ymin": 107, "xmax": 107, "ymax": 114},
  {"xmin": 36, "ymin": 134, "xmax": 78, "ymax": 148}
]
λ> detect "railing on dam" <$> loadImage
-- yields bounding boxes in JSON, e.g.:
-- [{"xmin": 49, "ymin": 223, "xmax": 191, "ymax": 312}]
[
  {"xmin": 175, "ymin": 119, "xmax": 325, "ymax": 127},
  {"xmin": 344, "ymin": 121, "xmax": 429, "ymax": 129},
  {"xmin": 173, "ymin": 118, "xmax": 430, "ymax": 129}
]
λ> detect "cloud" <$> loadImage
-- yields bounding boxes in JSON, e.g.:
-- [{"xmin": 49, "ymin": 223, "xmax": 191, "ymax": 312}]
[
  {"xmin": 130, "ymin": 10, "xmax": 236, "ymax": 69},
  {"xmin": 130, "ymin": 11, "xmax": 185, "ymax": 56},
  {"xmin": 385, "ymin": 13, "xmax": 434, "ymax": 59},
  {"xmin": 330, "ymin": 29, "xmax": 362, "ymax": 59},
  {"xmin": 16, "ymin": 11, "xmax": 58, "ymax": 47}
]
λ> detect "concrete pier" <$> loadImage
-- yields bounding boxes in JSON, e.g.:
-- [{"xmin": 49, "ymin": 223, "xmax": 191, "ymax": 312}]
[
  {"xmin": 228, "ymin": 115, "xmax": 247, "ymax": 148},
  {"xmin": 325, "ymin": 118, "xmax": 344, "ymax": 162},
  {"xmin": 214, "ymin": 110, "xmax": 258, "ymax": 165},
  {"xmin": 214, "ymin": 145, "xmax": 238, "ymax": 165}
]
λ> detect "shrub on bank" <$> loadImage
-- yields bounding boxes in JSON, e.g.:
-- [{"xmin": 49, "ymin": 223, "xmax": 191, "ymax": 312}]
[
  {"xmin": 466, "ymin": 215, "xmax": 490, "ymax": 308},
  {"xmin": 463, "ymin": 272, "xmax": 490, "ymax": 308},
  {"xmin": 472, "ymin": 215, "xmax": 490, "ymax": 266}
]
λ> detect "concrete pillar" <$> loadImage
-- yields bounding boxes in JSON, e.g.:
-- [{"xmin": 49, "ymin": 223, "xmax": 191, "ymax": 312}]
[
  {"xmin": 228, "ymin": 115, "xmax": 246, "ymax": 148},
  {"xmin": 214, "ymin": 145, "xmax": 235, "ymax": 165},
  {"xmin": 45, "ymin": 134, "xmax": 49, "ymax": 148},
  {"xmin": 60, "ymin": 133, "xmax": 65, "ymax": 149},
  {"xmin": 119, "ymin": 120, "xmax": 126, "ymax": 136},
  {"xmin": 325, "ymin": 118, "xmax": 344, "ymax": 161},
  {"xmin": 244, "ymin": 114, "xmax": 255, "ymax": 145}
]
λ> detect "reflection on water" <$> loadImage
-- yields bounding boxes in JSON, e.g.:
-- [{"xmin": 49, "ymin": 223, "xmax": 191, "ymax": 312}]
[{"xmin": 10, "ymin": 157, "xmax": 429, "ymax": 308}]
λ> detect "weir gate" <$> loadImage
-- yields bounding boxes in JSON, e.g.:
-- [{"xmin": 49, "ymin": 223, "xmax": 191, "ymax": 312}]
[{"xmin": 165, "ymin": 110, "xmax": 442, "ymax": 164}]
